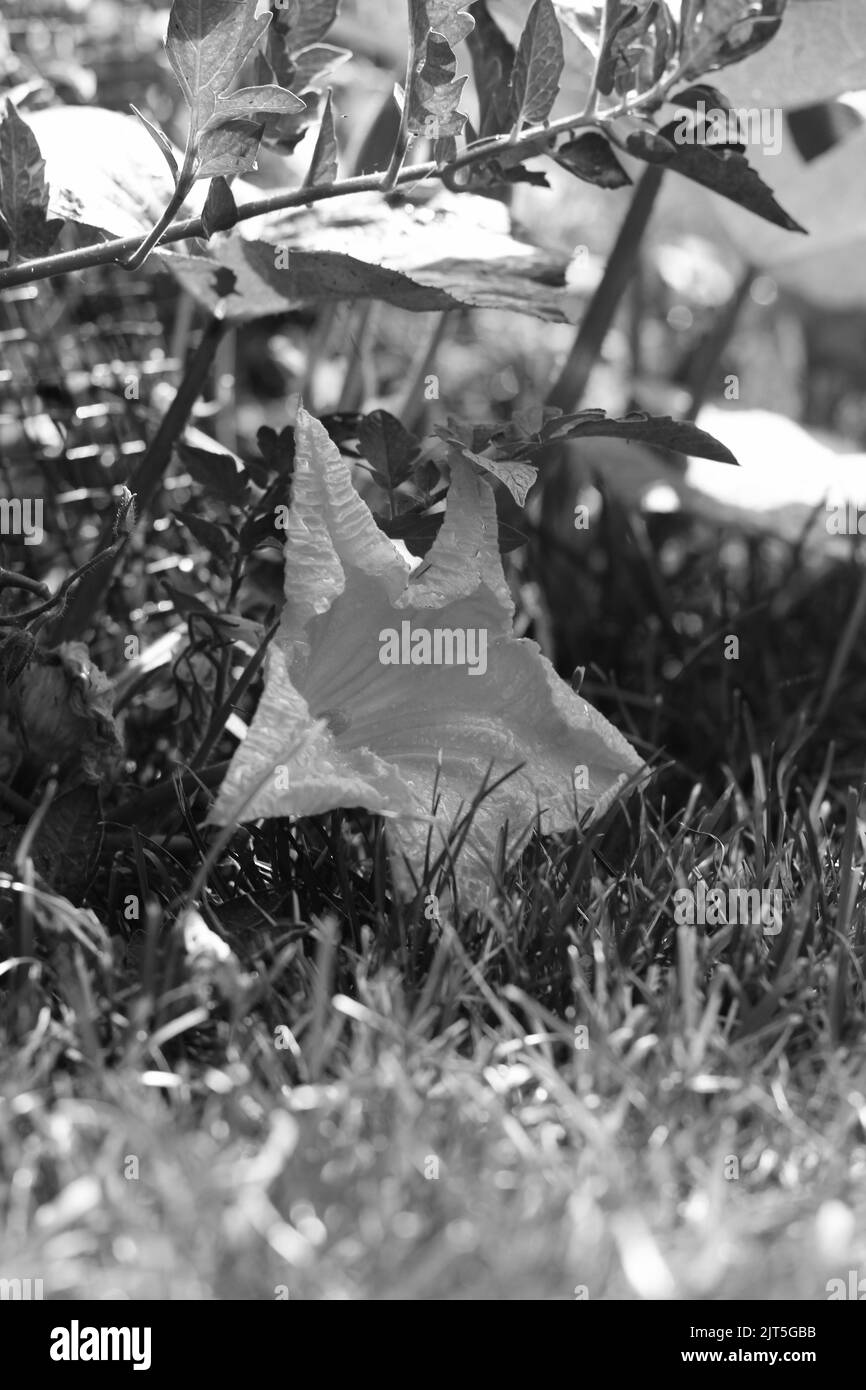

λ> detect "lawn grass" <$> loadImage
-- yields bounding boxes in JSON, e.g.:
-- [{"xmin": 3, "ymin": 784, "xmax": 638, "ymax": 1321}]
[{"xmin": 2, "ymin": 503, "xmax": 865, "ymax": 1301}]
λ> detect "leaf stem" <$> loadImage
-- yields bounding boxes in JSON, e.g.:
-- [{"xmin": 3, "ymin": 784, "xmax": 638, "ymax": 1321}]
[{"xmin": 381, "ymin": 4, "xmax": 418, "ymax": 191}]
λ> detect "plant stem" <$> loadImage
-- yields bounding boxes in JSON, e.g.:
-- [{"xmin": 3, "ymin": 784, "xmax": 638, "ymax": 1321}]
[
  {"xmin": 683, "ymin": 266, "xmax": 753, "ymax": 419},
  {"xmin": 0, "ymin": 110, "xmax": 600, "ymax": 293},
  {"xmin": 545, "ymin": 165, "xmax": 665, "ymax": 414},
  {"xmin": 51, "ymin": 314, "xmax": 227, "ymax": 643},
  {"xmin": 536, "ymin": 164, "xmax": 666, "ymax": 660},
  {"xmin": 381, "ymin": 4, "xmax": 418, "ymax": 190}
]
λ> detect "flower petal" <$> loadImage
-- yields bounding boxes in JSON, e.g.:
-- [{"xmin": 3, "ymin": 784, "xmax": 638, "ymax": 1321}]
[
  {"xmin": 209, "ymin": 643, "xmax": 417, "ymax": 824},
  {"xmin": 212, "ymin": 410, "xmax": 646, "ymax": 907}
]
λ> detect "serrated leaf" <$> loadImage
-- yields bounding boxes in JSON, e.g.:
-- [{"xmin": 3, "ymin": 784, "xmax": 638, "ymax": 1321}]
[
  {"xmin": 359, "ymin": 410, "xmax": 421, "ymax": 491},
  {"xmin": 623, "ymin": 118, "xmax": 806, "ymax": 233},
  {"xmin": 0, "ymin": 98, "xmax": 64, "ymax": 263},
  {"xmin": 508, "ymin": 0, "xmax": 564, "ymax": 127},
  {"xmin": 408, "ymin": 34, "xmax": 471, "ymax": 139},
  {"xmin": 166, "ymin": 0, "xmax": 272, "ymax": 131},
  {"xmin": 303, "ymin": 89, "xmax": 337, "ymax": 188},
  {"xmin": 407, "ymin": 0, "xmax": 476, "ymax": 139},
  {"xmin": 541, "ymin": 409, "xmax": 740, "ymax": 465},
  {"xmin": 204, "ymin": 83, "xmax": 305, "ymax": 129},
  {"xmin": 554, "ymin": 130, "xmax": 631, "ymax": 187},
  {"xmin": 466, "ymin": 0, "xmax": 516, "ymax": 138},
  {"xmin": 415, "ymin": 0, "xmax": 476, "ymax": 47},
  {"xmin": 196, "ymin": 118, "xmax": 266, "ymax": 179}
]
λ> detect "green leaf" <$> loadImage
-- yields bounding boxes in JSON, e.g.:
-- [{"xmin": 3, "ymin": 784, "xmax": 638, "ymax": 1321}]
[
  {"xmin": 30, "ymin": 783, "xmax": 103, "ymax": 901},
  {"xmin": 26, "ymin": 106, "xmax": 201, "ymax": 242},
  {"xmin": 270, "ymin": 0, "xmax": 341, "ymax": 60},
  {"xmin": 622, "ymin": 119, "xmax": 806, "ymax": 233},
  {"xmin": 130, "ymin": 103, "xmax": 180, "ymax": 180},
  {"xmin": 507, "ymin": 0, "xmax": 564, "ymax": 128},
  {"xmin": 541, "ymin": 409, "xmax": 740, "ymax": 465},
  {"xmin": 289, "ymin": 43, "xmax": 351, "ymax": 91},
  {"xmin": 709, "ymin": 123, "xmax": 866, "ymax": 309},
  {"xmin": 594, "ymin": 1, "xmax": 641, "ymax": 97},
  {"xmin": 303, "ymin": 89, "xmax": 338, "ymax": 188},
  {"xmin": 679, "ymin": 0, "xmax": 787, "ymax": 83},
  {"xmin": 406, "ymin": 0, "xmax": 476, "ymax": 139},
  {"xmin": 161, "ymin": 578, "xmax": 215, "ymax": 618},
  {"xmin": 701, "ymin": 0, "xmax": 866, "ymax": 110},
  {"xmin": 414, "ymin": 0, "xmax": 476, "ymax": 47},
  {"xmin": 201, "ymin": 174, "xmax": 238, "ymax": 235},
  {"xmin": 359, "ymin": 410, "xmax": 421, "ymax": 491},
  {"xmin": 257, "ymin": 423, "xmax": 296, "ymax": 473},
  {"xmin": 670, "ymin": 83, "xmax": 732, "ymax": 112},
  {"xmin": 445, "ymin": 438, "xmax": 538, "ymax": 506},
  {"xmin": 204, "ymin": 83, "xmax": 305, "ymax": 128},
  {"xmin": 0, "ymin": 98, "xmax": 64, "ymax": 263},
  {"xmin": 176, "ymin": 509, "xmax": 237, "ymax": 568},
  {"xmin": 466, "ymin": 1, "xmax": 516, "ymax": 138},
  {"xmin": 160, "ymin": 191, "xmax": 580, "ymax": 323},
  {"xmin": 554, "ymin": 131, "xmax": 631, "ymax": 188},
  {"xmin": 176, "ymin": 439, "xmax": 250, "ymax": 505},
  {"xmin": 165, "ymin": 0, "xmax": 272, "ymax": 131},
  {"xmin": 378, "ymin": 488, "xmax": 527, "ymax": 555},
  {"xmin": 196, "ymin": 118, "xmax": 266, "ymax": 179}
]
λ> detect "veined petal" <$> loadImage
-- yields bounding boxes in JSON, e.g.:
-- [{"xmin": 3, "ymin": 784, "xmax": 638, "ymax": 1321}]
[
  {"xmin": 209, "ymin": 643, "xmax": 417, "ymax": 824},
  {"xmin": 211, "ymin": 410, "xmax": 646, "ymax": 907},
  {"xmin": 397, "ymin": 461, "xmax": 513, "ymax": 621},
  {"xmin": 283, "ymin": 409, "xmax": 410, "ymax": 636}
]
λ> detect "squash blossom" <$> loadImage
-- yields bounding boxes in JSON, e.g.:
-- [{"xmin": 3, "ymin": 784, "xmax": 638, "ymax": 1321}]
[{"xmin": 210, "ymin": 409, "xmax": 645, "ymax": 906}]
